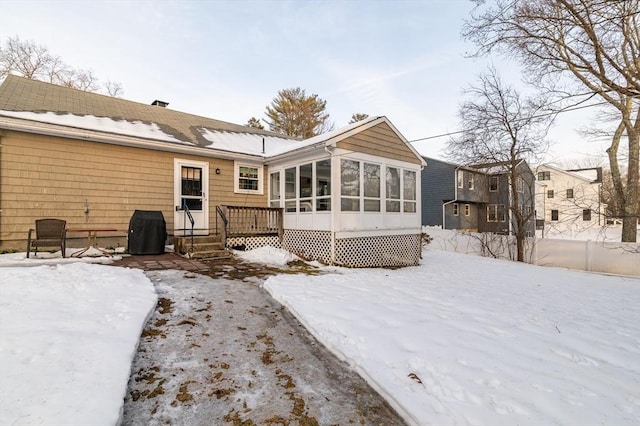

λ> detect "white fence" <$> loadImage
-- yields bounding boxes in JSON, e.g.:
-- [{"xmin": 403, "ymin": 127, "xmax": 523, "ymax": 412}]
[{"xmin": 424, "ymin": 227, "xmax": 640, "ymax": 277}]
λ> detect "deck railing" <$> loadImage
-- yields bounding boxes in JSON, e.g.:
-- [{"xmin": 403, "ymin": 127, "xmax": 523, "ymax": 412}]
[{"xmin": 218, "ymin": 205, "xmax": 283, "ymax": 238}]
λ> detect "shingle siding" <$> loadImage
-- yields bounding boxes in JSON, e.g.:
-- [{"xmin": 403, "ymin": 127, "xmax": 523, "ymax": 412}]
[{"xmin": 421, "ymin": 157, "xmax": 456, "ymax": 227}]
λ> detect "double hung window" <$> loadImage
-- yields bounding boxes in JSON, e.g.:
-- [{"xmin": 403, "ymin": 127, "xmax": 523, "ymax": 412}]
[
  {"xmin": 487, "ymin": 204, "xmax": 505, "ymax": 222},
  {"xmin": 235, "ymin": 162, "xmax": 263, "ymax": 194}
]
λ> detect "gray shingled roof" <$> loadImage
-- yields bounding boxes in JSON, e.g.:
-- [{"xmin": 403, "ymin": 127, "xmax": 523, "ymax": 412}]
[{"xmin": 0, "ymin": 75, "xmax": 289, "ymax": 147}]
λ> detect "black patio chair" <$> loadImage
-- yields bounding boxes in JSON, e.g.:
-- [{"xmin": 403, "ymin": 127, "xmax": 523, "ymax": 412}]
[{"xmin": 27, "ymin": 219, "xmax": 67, "ymax": 258}]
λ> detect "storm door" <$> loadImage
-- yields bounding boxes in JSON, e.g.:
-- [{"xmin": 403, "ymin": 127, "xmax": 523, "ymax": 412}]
[{"xmin": 174, "ymin": 159, "xmax": 209, "ymax": 236}]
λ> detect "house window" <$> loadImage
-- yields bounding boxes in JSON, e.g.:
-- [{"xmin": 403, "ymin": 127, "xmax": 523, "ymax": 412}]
[
  {"xmin": 566, "ymin": 188, "xmax": 574, "ymax": 198},
  {"xmin": 551, "ymin": 209, "xmax": 559, "ymax": 221},
  {"xmin": 403, "ymin": 170, "xmax": 417, "ymax": 213},
  {"xmin": 181, "ymin": 166, "xmax": 202, "ymax": 196},
  {"xmin": 364, "ymin": 163, "xmax": 381, "ymax": 212},
  {"xmin": 386, "ymin": 166, "xmax": 401, "ymax": 212},
  {"xmin": 547, "ymin": 190, "xmax": 554, "ymax": 198},
  {"xmin": 285, "ymin": 167, "xmax": 296, "ymax": 212},
  {"xmin": 341, "ymin": 159, "xmax": 360, "ymax": 211},
  {"xmin": 453, "ymin": 203, "xmax": 459, "ymax": 216},
  {"xmin": 538, "ymin": 171, "xmax": 551, "ymax": 180},
  {"xmin": 465, "ymin": 204, "xmax": 470, "ymax": 216},
  {"xmin": 489, "ymin": 176, "xmax": 498, "ymax": 192},
  {"xmin": 487, "ymin": 204, "xmax": 505, "ymax": 222},
  {"xmin": 583, "ymin": 209, "xmax": 592, "ymax": 221},
  {"xmin": 457, "ymin": 170, "xmax": 464, "ymax": 188},
  {"xmin": 181, "ymin": 166, "xmax": 203, "ymax": 210},
  {"xmin": 269, "ymin": 171, "xmax": 280, "ymax": 208},
  {"xmin": 517, "ymin": 177, "xmax": 524, "ymax": 192},
  {"xmin": 467, "ymin": 174, "xmax": 474, "ymax": 190},
  {"xmin": 299, "ymin": 163, "xmax": 313, "ymax": 212},
  {"xmin": 235, "ymin": 163, "xmax": 263, "ymax": 194},
  {"xmin": 315, "ymin": 159, "xmax": 331, "ymax": 212}
]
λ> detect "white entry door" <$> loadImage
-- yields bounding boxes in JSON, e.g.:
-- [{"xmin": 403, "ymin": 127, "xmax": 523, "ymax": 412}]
[{"xmin": 174, "ymin": 159, "xmax": 209, "ymax": 236}]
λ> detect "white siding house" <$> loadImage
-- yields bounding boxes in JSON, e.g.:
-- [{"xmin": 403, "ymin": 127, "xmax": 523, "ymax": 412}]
[{"xmin": 535, "ymin": 164, "xmax": 603, "ymax": 236}]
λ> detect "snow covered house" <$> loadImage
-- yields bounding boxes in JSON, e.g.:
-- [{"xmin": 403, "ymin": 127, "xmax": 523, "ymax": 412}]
[{"xmin": 0, "ymin": 76, "xmax": 425, "ymax": 267}]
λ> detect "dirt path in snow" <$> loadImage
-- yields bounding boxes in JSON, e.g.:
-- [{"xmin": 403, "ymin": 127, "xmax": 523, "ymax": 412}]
[{"xmin": 118, "ymin": 257, "xmax": 406, "ymax": 425}]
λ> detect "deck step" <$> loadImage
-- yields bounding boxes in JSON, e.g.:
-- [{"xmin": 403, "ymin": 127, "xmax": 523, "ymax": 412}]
[
  {"xmin": 174, "ymin": 235, "xmax": 230, "ymax": 259},
  {"xmin": 190, "ymin": 250, "xmax": 232, "ymax": 260}
]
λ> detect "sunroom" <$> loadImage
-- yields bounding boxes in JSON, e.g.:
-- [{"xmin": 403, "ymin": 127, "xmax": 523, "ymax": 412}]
[{"xmin": 263, "ymin": 116, "xmax": 426, "ymax": 267}]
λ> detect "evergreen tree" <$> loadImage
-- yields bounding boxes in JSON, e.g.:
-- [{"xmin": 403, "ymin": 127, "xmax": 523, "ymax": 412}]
[
  {"xmin": 264, "ymin": 87, "xmax": 333, "ymax": 138},
  {"xmin": 246, "ymin": 116, "xmax": 264, "ymax": 130},
  {"xmin": 349, "ymin": 113, "xmax": 369, "ymax": 124}
]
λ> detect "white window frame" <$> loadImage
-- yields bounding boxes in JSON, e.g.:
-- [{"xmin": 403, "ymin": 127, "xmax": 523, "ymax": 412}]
[
  {"xmin": 453, "ymin": 203, "xmax": 459, "ymax": 216},
  {"xmin": 403, "ymin": 169, "xmax": 417, "ymax": 213},
  {"xmin": 465, "ymin": 204, "xmax": 470, "ymax": 216},
  {"xmin": 457, "ymin": 170, "xmax": 464, "ymax": 188},
  {"xmin": 269, "ymin": 171, "xmax": 281, "ymax": 208},
  {"xmin": 468, "ymin": 173, "xmax": 474, "ymax": 190},
  {"xmin": 487, "ymin": 204, "xmax": 505, "ymax": 222},
  {"xmin": 363, "ymin": 162, "xmax": 381, "ymax": 212},
  {"xmin": 234, "ymin": 162, "xmax": 263, "ymax": 195}
]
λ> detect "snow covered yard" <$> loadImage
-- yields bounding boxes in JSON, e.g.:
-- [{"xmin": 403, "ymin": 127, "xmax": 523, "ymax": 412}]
[
  {"xmin": 0, "ymin": 261, "xmax": 157, "ymax": 425},
  {"xmin": 1, "ymin": 248, "xmax": 638, "ymax": 426},
  {"xmin": 264, "ymin": 249, "xmax": 640, "ymax": 426}
]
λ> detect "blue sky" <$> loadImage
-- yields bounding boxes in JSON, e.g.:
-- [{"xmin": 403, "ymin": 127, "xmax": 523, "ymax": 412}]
[{"xmin": 1, "ymin": 0, "xmax": 606, "ymax": 163}]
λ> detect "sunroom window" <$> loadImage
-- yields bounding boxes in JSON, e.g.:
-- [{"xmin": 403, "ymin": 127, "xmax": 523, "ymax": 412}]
[
  {"xmin": 316, "ymin": 159, "xmax": 331, "ymax": 211},
  {"xmin": 285, "ymin": 167, "xmax": 296, "ymax": 212},
  {"xmin": 341, "ymin": 159, "xmax": 360, "ymax": 211},
  {"xmin": 386, "ymin": 166, "xmax": 401, "ymax": 212},
  {"xmin": 299, "ymin": 163, "xmax": 313, "ymax": 212},
  {"xmin": 363, "ymin": 163, "xmax": 381, "ymax": 212},
  {"xmin": 403, "ymin": 170, "xmax": 416, "ymax": 213},
  {"xmin": 269, "ymin": 171, "xmax": 280, "ymax": 208}
]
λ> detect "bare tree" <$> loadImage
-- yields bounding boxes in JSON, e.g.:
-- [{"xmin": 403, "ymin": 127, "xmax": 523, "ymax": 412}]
[
  {"xmin": 104, "ymin": 80, "xmax": 124, "ymax": 98},
  {"xmin": 265, "ymin": 87, "xmax": 334, "ymax": 138},
  {"xmin": 447, "ymin": 67, "xmax": 552, "ymax": 261},
  {"xmin": 0, "ymin": 36, "xmax": 123, "ymax": 97},
  {"xmin": 463, "ymin": 0, "xmax": 639, "ymax": 242}
]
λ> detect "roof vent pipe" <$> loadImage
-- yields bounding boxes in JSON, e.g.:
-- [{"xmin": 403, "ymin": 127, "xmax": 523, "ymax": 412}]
[{"xmin": 151, "ymin": 100, "xmax": 169, "ymax": 107}]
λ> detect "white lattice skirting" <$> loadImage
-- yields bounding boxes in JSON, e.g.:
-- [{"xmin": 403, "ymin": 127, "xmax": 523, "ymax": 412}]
[
  {"xmin": 282, "ymin": 230, "xmax": 332, "ymax": 264},
  {"xmin": 228, "ymin": 231, "xmax": 422, "ymax": 268},
  {"xmin": 227, "ymin": 235, "xmax": 282, "ymax": 251},
  {"xmin": 335, "ymin": 234, "xmax": 422, "ymax": 268}
]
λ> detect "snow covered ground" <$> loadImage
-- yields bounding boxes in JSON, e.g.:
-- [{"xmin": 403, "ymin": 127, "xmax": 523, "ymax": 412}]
[
  {"xmin": 1, "ymin": 248, "xmax": 638, "ymax": 426},
  {"xmin": 0, "ymin": 260, "xmax": 157, "ymax": 426},
  {"xmin": 264, "ymin": 249, "xmax": 640, "ymax": 426}
]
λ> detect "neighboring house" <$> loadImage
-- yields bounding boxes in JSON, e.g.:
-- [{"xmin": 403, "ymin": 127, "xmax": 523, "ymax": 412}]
[
  {"xmin": 0, "ymin": 75, "xmax": 426, "ymax": 267},
  {"xmin": 535, "ymin": 164, "xmax": 603, "ymax": 236},
  {"xmin": 421, "ymin": 157, "xmax": 535, "ymax": 236}
]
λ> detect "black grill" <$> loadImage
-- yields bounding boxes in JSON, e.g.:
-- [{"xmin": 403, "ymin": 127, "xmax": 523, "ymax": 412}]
[{"xmin": 127, "ymin": 210, "xmax": 167, "ymax": 255}]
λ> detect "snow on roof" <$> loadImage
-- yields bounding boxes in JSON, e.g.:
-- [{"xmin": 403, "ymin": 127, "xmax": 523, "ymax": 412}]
[
  {"xmin": 0, "ymin": 108, "xmax": 397, "ymax": 160},
  {"xmin": 198, "ymin": 129, "xmax": 306, "ymax": 157},
  {"xmin": 200, "ymin": 116, "xmax": 384, "ymax": 158},
  {"xmin": 0, "ymin": 110, "xmax": 189, "ymax": 144}
]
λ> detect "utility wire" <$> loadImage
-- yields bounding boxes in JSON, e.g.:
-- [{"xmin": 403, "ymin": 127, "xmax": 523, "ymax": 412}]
[{"xmin": 408, "ymin": 100, "xmax": 610, "ymax": 143}]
